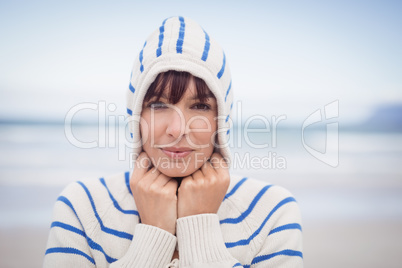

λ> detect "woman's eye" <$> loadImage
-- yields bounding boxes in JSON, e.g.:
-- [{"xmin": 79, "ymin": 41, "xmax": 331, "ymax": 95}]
[
  {"xmin": 148, "ymin": 101, "xmax": 167, "ymax": 110},
  {"xmin": 192, "ymin": 103, "xmax": 211, "ymax": 110}
]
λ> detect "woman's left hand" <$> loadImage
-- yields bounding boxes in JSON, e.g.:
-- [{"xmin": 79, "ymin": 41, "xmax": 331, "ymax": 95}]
[{"xmin": 177, "ymin": 153, "xmax": 230, "ymax": 218}]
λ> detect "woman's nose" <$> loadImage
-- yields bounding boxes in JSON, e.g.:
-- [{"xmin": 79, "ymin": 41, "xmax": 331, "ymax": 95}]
[{"xmin": 165, "ymin": 107, "xmax": 187, "ymax": 139}]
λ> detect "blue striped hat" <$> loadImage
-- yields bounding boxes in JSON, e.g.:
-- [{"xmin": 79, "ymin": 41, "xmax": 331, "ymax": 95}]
[{"xmin": 127, "ymin": 16, "xmax": 233, "ymax": 165}]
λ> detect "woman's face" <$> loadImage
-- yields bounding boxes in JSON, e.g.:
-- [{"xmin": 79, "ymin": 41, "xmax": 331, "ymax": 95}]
[{"xmin": 140, "ymin": 77, "xmax": 217, "ymax": 177}]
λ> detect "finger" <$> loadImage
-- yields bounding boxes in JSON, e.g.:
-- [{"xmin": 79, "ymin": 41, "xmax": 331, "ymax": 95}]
[
  {"xmin": 164, "ymin": 178, "xmax": 179, "ymax": 192},
  {"xmin": 131, "ymin": 167, "xmax": 158, "ymax": 191},
  {"xmin": 191, "ymin": 169, "xmax": 204, "ymax": 181},
  {"xmin": 201, "ymin": 159, "xmax": 215, "ymax": 176},
  {"xmin": 134, "ymin": 152, "xmax": 152, "ymax": 176},
  {"xmin": 179, "ymin": 175, "xmax": 194, "ymax": 188},
  {"xmin": 152, "ymin": 173, "xmax": 172, "ymax": 188},
  {"xmin": 141, "ymin": 167, "xmax": 161, "ymax": 186},
  {"xmin": 131, "ymin": 153, "xmax": 150, "ymax": 185},
  {"xmin": 134, "ymin": 152, "xmax": 158, "ymax": 178},
  {"xmin": 209, "ymin": 153, "xmax": 228, "ymax": 170}
]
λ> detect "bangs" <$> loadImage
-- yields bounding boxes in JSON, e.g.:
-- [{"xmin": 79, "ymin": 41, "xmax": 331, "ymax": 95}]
[{"xmin": 144, "ymin": 71, "xmax": 212, "ymax": 104}]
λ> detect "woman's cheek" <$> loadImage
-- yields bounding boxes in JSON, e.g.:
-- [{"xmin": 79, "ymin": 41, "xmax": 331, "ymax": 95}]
[{"xmin": 188, "ymin": 115, "xmax": 216, "ymax": 146}]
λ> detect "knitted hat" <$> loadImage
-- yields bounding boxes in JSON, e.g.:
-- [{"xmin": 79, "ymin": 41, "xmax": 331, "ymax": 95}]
[{"xmin": 126, "ymin": 16, "xmax": 233, "ymax": 165}]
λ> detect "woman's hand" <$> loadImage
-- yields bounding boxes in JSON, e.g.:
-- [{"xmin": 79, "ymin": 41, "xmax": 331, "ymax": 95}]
[
  {"xmin": 177, "ymin": 153, "xmax": 230, "ymax": 218},
  {"xmin": 130, "ymin": 152, "xmax": 178, "ymax": 235}
]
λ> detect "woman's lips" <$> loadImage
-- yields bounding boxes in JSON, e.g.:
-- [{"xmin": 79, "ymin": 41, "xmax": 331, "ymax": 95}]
[{"xmin": 161, "ymin": 147, "xmax": 193, "ymax": 158}]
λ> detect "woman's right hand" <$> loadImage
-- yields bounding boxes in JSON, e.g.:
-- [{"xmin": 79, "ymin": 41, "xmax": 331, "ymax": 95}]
[{"xmin": 130, "ymin": 152, "xmax": 178, "ymax": 235}]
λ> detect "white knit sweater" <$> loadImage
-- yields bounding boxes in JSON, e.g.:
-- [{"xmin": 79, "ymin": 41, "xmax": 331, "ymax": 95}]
[{"xmin": 44, "ymin": 172, "xmax": 303, "ymax": 267}]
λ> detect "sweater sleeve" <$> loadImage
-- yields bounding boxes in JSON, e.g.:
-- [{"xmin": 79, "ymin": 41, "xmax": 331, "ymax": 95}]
[
  {"xmin": 176, "ymin": 214, "xmax": 240, "ymax": 268},
  {"xmin": 110, "ymin": 224, "xmax": 177, "ymax": 268}
]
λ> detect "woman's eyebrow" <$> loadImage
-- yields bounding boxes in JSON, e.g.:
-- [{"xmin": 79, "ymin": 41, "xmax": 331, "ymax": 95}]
[
  {"xmin": 190, "ymin": 93, "xmax": 215, "ymax": 100},
  {"xmin": 153, "ymin": 92, "xmax": 215, "ymax": 101}
]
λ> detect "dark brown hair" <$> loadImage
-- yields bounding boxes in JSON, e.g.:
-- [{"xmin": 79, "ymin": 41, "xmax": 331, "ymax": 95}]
[{"xmin": 143, "ymin": 70, "xmax": 213, "ymax": 105}]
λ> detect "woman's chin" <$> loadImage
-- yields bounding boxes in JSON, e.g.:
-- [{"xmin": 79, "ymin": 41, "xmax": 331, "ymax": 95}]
[{"xmin": 158, "ymin": 166, "xmax": 197, "ymax": 178}]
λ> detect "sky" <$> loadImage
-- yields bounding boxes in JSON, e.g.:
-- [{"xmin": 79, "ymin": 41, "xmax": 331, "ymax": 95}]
[{"xmin": 0, "ymin": 0, "xmax": 401, "ymax": 125}]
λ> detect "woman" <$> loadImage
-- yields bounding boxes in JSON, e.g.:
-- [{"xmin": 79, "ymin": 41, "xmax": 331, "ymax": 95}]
[{"xmin": 44, "ymin": 17, "xmax": 303, "ymax": 267}]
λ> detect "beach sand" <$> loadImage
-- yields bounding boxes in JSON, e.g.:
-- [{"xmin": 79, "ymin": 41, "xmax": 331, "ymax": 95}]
[
  {"xmin": 1, "ymin": 220, "xmax": 401, "ymax": 267},
  {"xmin": 0, "ymin": 228, "xmax": 48, "ymax": 268}
]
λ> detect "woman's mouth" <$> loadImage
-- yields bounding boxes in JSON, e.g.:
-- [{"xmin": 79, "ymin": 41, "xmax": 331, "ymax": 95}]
[{"xmin": 161, "ymin": 147, "xmax": 193, "ymax": 158}]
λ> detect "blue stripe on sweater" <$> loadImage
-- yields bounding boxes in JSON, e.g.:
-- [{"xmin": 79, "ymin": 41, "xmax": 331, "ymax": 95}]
[
  {"xmin": 100, "ymin": 178, "xmax": 139, "ymax": 216},
  {"xmin": 139, "ymin": 41, "xmax": 146, "ymax": 72},
  {"xmin": 87, "ymin": 238, "xmax": 117, "ymax": 263},
  {"xmin": 58, "ymin": 196, "xmax": 80, "ymax": 220},
  {"xmin": 269, "ymin": 223, "xmax": 302, "ymax": 236},
  {"xmin": 129, "ymin": 83, "xmax": 135, "ymax": 93},
  {"xmin": 51, "ymin": 221, "xmax": 85, "ymax": 237},
  {"xmin": 220, "ymin": 185, "xmax": 272, "ymax": 224},
  {"xmin": 77, "ymin": 181, "xmax": 133, "ymax": 240},
  {"xmin": 251, "ymin": 249, "xmax": 303, "ymax": 265},
  {"xmin": 156, "ymin": 18, "xmax": 168, "ymax": 57},
  {"xmin": 127, "ymin": 108, "xmax": 132, "ymax": 116},
  {"xmin": 176, "ymin": 16, "xmax": 185, "ymax": 54},
  {"xmin": 201, "ymin": 29, "xmax": 210, "ymax": 61},
  {"xmin": 241, "ymin": 249, "xmax": 303, "ymax": 268},
  {"xmin": 225, "ymin": 80, "xmax": 232, "ymax": 102},
  {"xmin": 217, "ymin": 52, "xmax": 226, "ymax": 79},
  {"xmin": 223, "ymin": 177, "xmax": 247, "ymax": 201},
  {"xmin": 51, "ymin": 221, "xmax": 117, "ymax": 263},
  {"xmin": 46, "ymin": 247, "xmax": 95, "ymax": 264},
  {"xmin": 232, "ymin": 262, "xmax": 243, "ymax": 267},
  {"xmin": 57, "ymin": 195, "xmax": 97, "ymax": 258},
  {"xmin": 125, "ymin": 171, "xmax": 132, "ymax": 195},
  {"xmin": 225, "ymin": 197, "xmax": 296, "ymax": 248}
]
